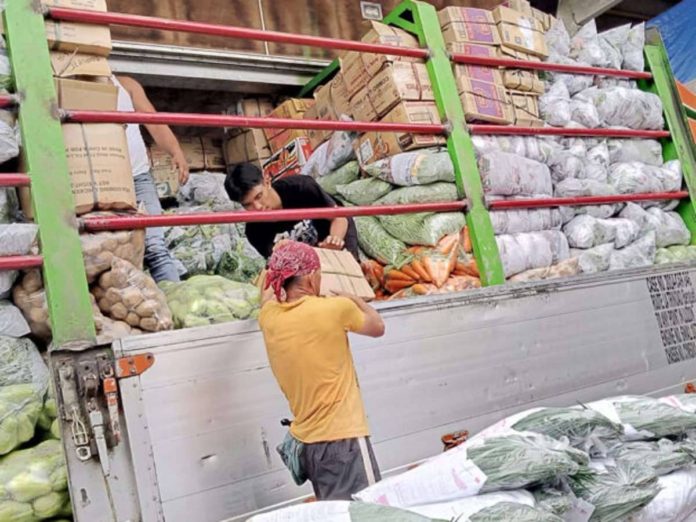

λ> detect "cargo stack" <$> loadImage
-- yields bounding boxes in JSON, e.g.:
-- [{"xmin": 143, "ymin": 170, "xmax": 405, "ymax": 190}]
[
  {"xmin": 19, "ymin": 0, "xmax": 137, "ymax": 217},
  {"xmin": 222, "ymin": 98, "xmax": 274, "ymax": 172},
  {"xmin": 492, "ymin": 1, "xmax": 549, "ymax": 126},
  {"xmin": 263, "ymin": 98, "xmax": 314, "ymax": 181}
]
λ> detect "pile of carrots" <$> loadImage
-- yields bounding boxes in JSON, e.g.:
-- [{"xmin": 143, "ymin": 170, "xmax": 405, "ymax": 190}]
[{"xmin": 362, "ymin": 227, "xmax": 482, "ymax": 301}]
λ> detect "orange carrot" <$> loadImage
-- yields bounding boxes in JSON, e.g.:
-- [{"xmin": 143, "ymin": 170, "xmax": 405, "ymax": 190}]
[
  {"xmin": 461, "ymin": 227, "xmax": 473, "ymax": 253},
  {"xmin": 400, "ymin": 264, "xmax": 420, "ymax": 281},
  {"xmin": 384, "ymin": 278, "xmax": 414, "ymax": 294},
  {"xmin": 410, "ymin": 258, "xmax": 432, "ymax": 283},
  {"xmin": 437, "ymin": 234, "xmax": 459, "ymax": 255},
  {"xmin": 411, "ymin": 283, "xmax": 430, "ymax": 295},
  {"xmin": 385, "ymin": 269, "xmax": 415, "ymax": 283}
]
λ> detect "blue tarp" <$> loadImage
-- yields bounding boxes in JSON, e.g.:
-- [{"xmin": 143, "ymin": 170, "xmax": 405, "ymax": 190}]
[{"xmin": 649, "ymin": 0, "xmax": 696, "ymax": 83}]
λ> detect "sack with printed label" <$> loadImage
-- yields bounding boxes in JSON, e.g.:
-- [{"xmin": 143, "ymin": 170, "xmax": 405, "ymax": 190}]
[
  {"xmin": 478, "ymin": 152, "xmax": 552, "ymax": 196},
  {"xmin": 364, "ymin": 150, "xmax": 455, "ymax": 186}
]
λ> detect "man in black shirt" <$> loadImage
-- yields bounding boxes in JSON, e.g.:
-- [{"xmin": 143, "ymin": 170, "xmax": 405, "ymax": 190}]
[{"xmin": 224, "ymin": 163, "xmax": 360, "ymax": 260}]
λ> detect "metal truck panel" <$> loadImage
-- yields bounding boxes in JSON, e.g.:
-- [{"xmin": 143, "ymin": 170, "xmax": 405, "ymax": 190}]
[{"xmin": 108, "ymin": 264, "xmax": 696, "ymax": 522}]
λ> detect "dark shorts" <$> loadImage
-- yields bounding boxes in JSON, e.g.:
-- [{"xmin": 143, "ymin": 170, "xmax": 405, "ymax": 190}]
[{"xmin": 301, "ymin": 436, "xmax": 381, "ymax": 501}]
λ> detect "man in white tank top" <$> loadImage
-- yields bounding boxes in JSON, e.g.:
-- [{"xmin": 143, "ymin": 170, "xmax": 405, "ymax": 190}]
[{"xmin": 112, "ymin": 75, "xmax": 189, "ymax": 282}]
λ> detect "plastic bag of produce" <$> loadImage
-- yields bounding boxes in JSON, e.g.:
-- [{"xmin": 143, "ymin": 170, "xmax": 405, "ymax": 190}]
[
  {"xmin": 36, "ymin": 388, "xmax": 59, "ymax": 441},
  {"xmin": 497, "ymin": 231, "xmax": 570, "ymax": 278},
  {"xmin": 619, "ymin": 204, "xmax": 690, "ymax": 248},
  {"xmin": 12, "ymin": 271, "xmax": 53, "ymax": 341},
  {"xmin": 409, "ymin": 491, "xmax": 535, "ymax": 520},
  {"xmin": 301, "ymin": 127, "xmax": 357, "ymax": 179},
  {"xmin": 564, "ymin": 216, "xmax": 641, "ymax": 249},
  {"xmin": 0, "ymin": 188, "xmax": 18, "ymax": 224},
  {"xmin": 628, "ymin": 465, "xmax": 696, "ymax": 522},
  {"xmin": 548, "ymin": 55, "xmax": 595, "ymax": 95},
  {"xmin": 178, "ymin": 172, "xmax": 231, "ymax": 207},
  {"xmin": 316, "ymin": 161, "xmax": 360, "ymax": 195},
  {"xmin": 592, "ymin": 88, "xmax": 664, "ymax": 130},
  {"xmin": 364, "ymin": 150, "xmax": 454, "ymax": 186},
  {"xmin": 377, "ymin": 182, "xmax": 457, "ymax": 206},
  {"xmin": 570, "ymin": 97, "xmax": 602, "ymax": 128},
  {"xmin": 609, "ymin": 162, "xmax": 679, "ymax": 194},
  {"xmin": 555, "ymin": 179, "xmax": 616, "ymax": 197},
  {"xmin": 0, "ymin": 223, "xmax": 38, "ymax": 299},
  {"xmin": 93, "ymin": 257, "xmax": 173, "ymax": 333},
  {"xmin": 379, "ymin": 212, "xmax": 465, "ymax": 247},
  {"xmin": 0, "ymin": 50, "xmax": 10, "ymax": 92},
  {"xmin": 599, "ymin": 25, "xmax": 630, "ymax": 70},
  {"xmin": 162, "ymin": 275, "xmax": 260, "ymax": 328},
  {"xmin": 215, "ymin": 240, "xmax": 265, "ymax": 284},
  {"xmin": 532, "ymin": 487, "xmax": 575, "ymax": 518},
  {"xmin": 540, "ymin": 81, "xmax": 571, "ymax": 127},
  {"xmin": 355, "ymin": 432, "xmax": 586, "ymax": 507},
  {"xmin": 623, "ymin": 24, "xmax": 645, "ymax": 72},
  {"xmin": 607, "ymin": 139, "xmax": 663, "ymax": 166},
  {"xmin": 661, "ymin": 394, "xmax": 696, "ymax": 414},
  {"xmin": 248, "ymin": 500, "xmax": 440, "ymax": 522},
  {"xmin": 0, "ymin": 439, "xmax": 71, "ymax": 521},
  {"xmin": 545, "ymin": 18, "xmax": 571, "ymax": 57},
  {"xmin": 610, "ymin": 440, "xmax": 693, "ymax": 476},
  {"xmin": 585, "ymin": 142, "xmax": 610, "ymax": 182},
  {"xmin": 655, "ymin": 246, "xmax": 696, "ymax": 265},
  {"xmin": 355, "ymin": 216, "xmax": 407, "ymax": 266},
  {"xmin": 479, "ymin": 152, "xmax": 552, "ymax": 196},
  {"xmin": 587, "ymin": 395, "xmax": 696, "ymax": 441},
  {"xmin": 490, "ymin": 208, "xmax": 562, "ymax": 235},
  {"xmin": 573, "ymin": 244, "xmax": 614, "ymax": 274},
  {"xmin": 0, "ymin": 301, "xmax": 29, "ymax": 338},
  {"xmin": 548, "ymin": 150, "xmax": 585, "ymax": 182},
  {"xmin": 570, "ymin": 21, "xmax": 609, "ymax": 67},
  {"xmin": 472, "ymin": 135, "xmax": 557, "ymax": 164},
  {"xmin": 608, "ymin": 232, "xmax": 656, "ymax": 270},
  {"xmin": 571, "ymin": 461, "xmax": 659, "ymax": 522},
  {"xmin": 80, "ymin": 228, "xmax": 145, "ymax": 283},
  {"xmin": 336, "ymin": 177, "xmax": 392, "ymax": 205},
  {"xmin": 509, "ymin": 258, "xmax": 580, "ymax": 282}
]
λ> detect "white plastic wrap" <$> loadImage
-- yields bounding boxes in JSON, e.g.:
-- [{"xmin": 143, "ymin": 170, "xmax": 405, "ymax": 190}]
[
  {"xmin": 591, "ymin": 87, "xmax": 664, "ymax": 130},
  {"xmin": 548, "ymin": 55, "xmax": 595, "ymax": 95},
  {"xmin": 478, "ymin": 151, "xmax": 552, "ymax": 196},
  {"xmin": 0, "ymin": 224, "xmax": 37, "ymax": 299},
  {"xmin": 0, "ymin": 118, "xmax": 18, "ymax": 165},
  {"xmin": 585, "ymin": 142, "xmax": 610, "ymax": 182},
  {"xmin": 177, "ymin": 173, "xmax": 231, "ymax": 207},
  {"xmin": 628, "ymin": 466, "xmax": 696, "ymax": 522},
  {"xmin": 619, "ymin": 204, "xmax": 690, "ymax": 248},
  {"xmin": 548, "ymin": 150, "xmax": 585, "ymax": 182},
  {"xmin": 570, "ymin": 98, "xmax": 602, "ymax": 128},
  {"xmin": 608, "ymin": 231, "xmax": 657, "ymax": 270},
  {"xmin": 595, "ymin": 77, "xmax": 638, "ymax": 89},
  {"xmin": 0, "ymin": 301, "xmax": 30, "ymax": 338},
  {"xmin": 599, "ymin": 25, "xmax": 630, "ymax": 70},
  {"xmin": 570, "ymin": 20, "xmax": 609, "ymax": 67},
  {"xmin": 624, "ymin": 23, "xmax": 646, "ymax": 72},
  {"xmin": 497, "ymin": 231, "xmax": 570, "ymax": 278},
  {"xmin": 564, "ymin": 215, "xmax": 641, "ymax": 249},
  {"xmin": 574, "ymin": 243, "xmax": 615, "ymax": 274},
  {"xmin": 472, "ymin": 135, "xmax": 556, "ymax": 164},
  {"xmin": 545, "ymin": 18, "xmax": 571, "ymax": 58},
  {"xmin": 490, "ymin": 208, "xmax": 562, "ymax": 235},
  {"xmin": 608, "ymin": 139, "xmax": 663, "ymax": 166},
  {"xmin": 609, "ymin": 162, "xmax": 681, "ymax": 194},
  {"xmin": 301, "ymin": 126, "xmax": 357, "ymax": 178},
  {"xmin": 540, "ymin": 81, "xmax": 571, "ymax": 127},
  {"xmin": 409, "ymin": 491, "xmax": 536, "ymax": 520},
  {"xmin": 554, "ymin": 179, "xmax": 617, "ymax": 197}
]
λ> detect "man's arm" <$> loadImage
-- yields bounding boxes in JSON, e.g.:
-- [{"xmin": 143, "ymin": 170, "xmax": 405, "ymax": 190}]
[
  {"xmin": 293, "ymin": 176, "xmax": 349, "ymax": 250},
  {"xmin": 334, "ymin": 292, "xmax": 385, "ymax": 338},
  {"xmin": 116, "ymin": 76, "xmax": 190, "ymax": 185}
]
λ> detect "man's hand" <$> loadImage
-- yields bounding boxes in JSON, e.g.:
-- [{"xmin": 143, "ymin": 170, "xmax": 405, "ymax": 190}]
[
  {"xmin": 318, "ymin": 235, "xmax": 345, "ymax": 250},
  {"xmin": 173, "ymin": 152, "xmax": 190, "ymax": 185}
]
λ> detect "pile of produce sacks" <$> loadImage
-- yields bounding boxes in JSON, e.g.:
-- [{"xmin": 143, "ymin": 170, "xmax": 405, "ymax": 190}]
[{"xmin": 253, "ymin": 391, "xmax": 696, "ymax": 522}]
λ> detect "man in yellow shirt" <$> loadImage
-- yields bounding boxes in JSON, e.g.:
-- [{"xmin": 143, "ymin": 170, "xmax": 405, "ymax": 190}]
[{"xmin": 259, "ymin": 241, "xmax": 385, "ymax": 500}]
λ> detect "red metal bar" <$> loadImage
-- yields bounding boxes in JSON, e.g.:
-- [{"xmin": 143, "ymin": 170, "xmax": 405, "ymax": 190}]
[
  {"xmin": 0, "ymin": 255, "xmax": 43, "ymax": 270},
  {"xmin": 0, "ymin": 174, "xmax": 30, "ymax": 187},
  {"xmin": 64, "ymin": 110, "xmax": 447, "ymax": 134},
  {"xmin": 82, "ymin": 202, "xmax": 468, "ymax": 232},
  {"xmin": 48, "ymin": 8, "xmax": 429, "ymax": 59},
  {"xmin": 470, "ymin": 125, "xmax": 671, "ymax": 139},
  {"xmin": 452, "ymin": 53, "xmax": 652, "ymax": 80},
  {"xmin": 0, "ymin": 94, "xmax": 18, "ymax": 108},
  {"xmin": 488, "ymin": 191, "xmax": 689, "ymax": 210}
]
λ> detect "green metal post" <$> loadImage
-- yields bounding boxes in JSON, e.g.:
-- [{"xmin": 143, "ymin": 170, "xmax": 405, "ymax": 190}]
[
  {"xmin": 4, "ymin": 0, "xmax": 96, "ymax": 345},
  {"xmin": 394, "ymin": 1, "xmax": 505, "ymax": 285},
  {"xmin": 643, "ymin": 29, "xmax": 696, "ymax": 244}
]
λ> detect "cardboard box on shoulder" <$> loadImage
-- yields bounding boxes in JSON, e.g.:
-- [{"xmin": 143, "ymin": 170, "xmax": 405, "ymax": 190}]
[
  {"xmin": 368, "ymin": 62, "xmax": 434, "ymax": 118},
  {"xmin": 225, "ymin": 129, "xmax": 272, "ymax": 164},
  {"xmin": 50, "ymin": 51, "xmax": 111, "ymax": 79},
  {"xmin": 509, "ymin": 90, "xmax": 542, "ymax": 127},
  {"xmin": 263, "ymin": 98, "xmax": 314, "ymax": 142},
  {"xmin": 458, "ymin": 76, "xmax": 514, "ymax": 125},
  {"xmin": 315, "ymin": 248, "xmax": 375, "ymax": 300},
  {"xmin": 493, "ymin": 6, "xmax": 548, "ymax": 58},
  {"xmin": 54, "ymin": 78, "xmax": 117, "ymax": 110},
  {"xmin": 149, "ymin": 146, "xmax": 180, "ymax": 199},
  {"xmin": 355, "ymin": 101, "xmax": 444, "ymax": 164},
  {"xmin": 263, "ymin": 138, "xmax": 313, "ymax": 182},
  {"xmin": 439, "ymin": 7, "xmax": 500, "ymax": 46}
]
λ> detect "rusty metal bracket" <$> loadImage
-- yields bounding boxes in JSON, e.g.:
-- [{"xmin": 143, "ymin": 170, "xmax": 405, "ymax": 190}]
[{"xmin": 116, "ymin": 353, "xmax": 155, "ymax": 379}]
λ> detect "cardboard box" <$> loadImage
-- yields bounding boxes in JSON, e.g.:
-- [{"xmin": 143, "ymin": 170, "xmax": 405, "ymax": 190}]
[
  {"xmin": 315, "ymin": 248, "xmax": 375, "ymax": 300},
  {"xmin": 532, "ymin": 7, "xmax": 553, "ymax": 31},
  {"xmin": 368, "ymin": 62, "xmax": 434, "ymax": 118},
  {"xmin": 264, "ymin": 99, "xmax": 314, "ymax": 142},
  {"xmin": 339, "ymin": 52, "xmax": 371, "ymax": 99},
  {"xmin": 45, "ymin": 20, "xmax": 112, "ymax": 57},
  {"xmin": 314, "ymin": 75, "xmax": 352, "ymax": 122},
  {"xmin": 458, "ymin": 77, "xmax": 514, "ymax": 124},
  {"xmin": 438, "ymin": 7, "xmax": 496, "ymax": 27},
  {"xmin": 179, "ymin": 136, "xmax": 225, "ymax": 171},
  {"xmin": 201, "ymin": 137, "xmax": 225, "ymax": 170},
  {"xmin": 42, "ymin": 0, "xmax": 107, "ymax": 10},
  {"xmin": 350, "ymin": 87, "xmax": 379, "ymax": 123},
  {"xmin": 149, "ymin": 146, "xmax": 180, "ymax": 199},
  {"xmin": 263, "ymin": 138, "xmax": 313, "ymax": 182},
  {"xmin": 225, "ymin": 98, "xmax": 273, "ymax": 136},
  {"xmin": 441, "ymin": 21, "xmax": 501, "ymax": 46},
  {"xmin": 224, "ymin": 129, "xmax": 271, "ymax": 164},
  {"xmin": 355, "ymin": 102, "xmax": 444, "ymax": 164},
  {"xmin": 509, "ymin": 90, "xmax": 542, "ymax": 127},
  {"xmin": 54, "ymin": 78, "xmax": 117, "ymax": 110},
  {"xmin": 303, "ymin": 104, "xmax": 331, "ymax": 150},
  {"xmin": 493, "ymin": 6, "xmax": 548, "ymax": 58},
  {"xmin": 43, "ymin": 124, "xmax": 136, "ymax": 216},
  {"xmin": 498, "ymin": 46, "xmax": 544, "ymax": 94},
  {"xmin": 360, "ymin": 21, "xmax": 421, "ymax": 76},
  {"xmin": 506, "ymin": 0, "xmax": 533, "ymax": 18},
  {"xmin": 454, "ymin": 63, "xmax": 503, "ymax": 88},
  {"xmin": 50, "ymin": 51, "xmax": 111, "ymax": 78}
]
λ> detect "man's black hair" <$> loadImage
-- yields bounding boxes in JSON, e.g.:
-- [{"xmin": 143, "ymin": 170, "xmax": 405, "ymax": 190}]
[{"xmin": 224, "ymin": 163, "xmax": 264, "ymax": 202}]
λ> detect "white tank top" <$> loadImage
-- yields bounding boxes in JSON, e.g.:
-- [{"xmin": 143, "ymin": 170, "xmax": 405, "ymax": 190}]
[{"xmin": 112, "ymin": 76, "xmax": 151, "ymax": 176}]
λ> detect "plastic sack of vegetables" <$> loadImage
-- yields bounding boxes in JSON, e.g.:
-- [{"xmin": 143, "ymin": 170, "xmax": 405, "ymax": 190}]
[
  {"xmin": 301, "ymin": 126, "xmax": 357, "ymax": 179},
  {"xmin": 377, "ymin": 182, "xmax": 457, "ymax": 206},
  {"xmin": 547, "ymin": 55, "xmax": 594, "ymax": 96},
  {"xmin": 532, "ymin": 487, "xmax": 575, "ymax": 518},
  {"xmin": 623, "ymin": 23, "xmax": 645, "ymax": 72},
  {"xmin": 0, "ymin": 301, "xmax": 29, "ymax": 338},
  {"xmin": 654, "ymin": 245, "xmax": 696, "ymax": 265},
  {"xmin": 661, "ymin": 394, "xmax": 696, "ymax": 414},
  {"xmin": 573, "ymin": 244, "xmax": 614, "ymax": 274},
  {"xmin": 591, "ymin": 87, "xmax": 664, "ymax": 130},
  {"xmin": 564, "ymin": 216, "xmax": 641, "ymax": 249},
  {"xmin": 410, "ymin": 491, "xmax": 558, "ymax": 521},
  {"xmin": 509, "ymin": 258, "xmax": 580, "ymax": 283},
  {"xmin": 609, "ymin": 440, "xmax": 693, "ymax": 477},
  {"xmin": 0, "ymin": 119, "xmax": 18, "ymax": 166},
  {"xmin": 162, "ymin": 275, "xmax": 260, "ymax": 329},
  {"xmin": 0, "ymin": 439, "xmax": 72, "ymax": 521},
  {"xmin": 609, "ymin": 162, "xmax": 674, "ymax": 194},
  {"xmin": 570, "ymin": 20, "xmax": 609, "ymax": 67},
  {"xmin": 547, "ymin": 149, "xmax": 585, "ymax": 182},
  {"xmin": 570, "ymin": 461, "xmax": 659, "ymax": 522},
  {"xmin": 247, "ymin": 500, "xmax": 440, "ymax": 522},
  {"xmin": 608, "ymin": 232, "xmax": 656, "ymax": 271},
  {"xmin": 628, "ymin": 465, "xmax": 696, "ymax": 522},
  {"xmin": 497, "ymin": 231, "xmax": 570, "ymax": 278},
  {"xmin": 478, "ymin": 151, "xmax": 552, "ymax": 196},
  {"xmin": 355, "ymin": 216, "xmax": 406, "ymax": 266},
  {"xmin": 215, "ymin": 239, "xmax": 265, "ymax": 284},
  {"xmin": 540, "ymin": 81, "xmax": 571, "ymax": 127},
  {"xmin": 178, "ymin": 172, "xmax": 231, "ymax": 207},
  {"xmin": 0, "ymin": 336, "xmax": 48, "ymax": 456},
  {"xmin": 0, "ymin": 50, "xmax": 11, "ymax": 92},
  {"xmin": 570, "ymin": 97, "xmax": 602, "ymax": 128},
  {"xmin": 364, "ymin": 149, "xmax": 455, "ymax": 186},
  {"xmin": 93, "ymin": 257, "xmax": 173, "ymax": 333},
  {"xmin": 472, "ymin": 135, "xmax": 556, "ymax": 164},
  {"xmin": 0, "ymin": 223, "xmax": 38, "ymax": 299},
  {"xmin": 316, "ymin": 161, "xmax": 360, "ymax": 195},
  {"xmin": 587, "ymin": 395, "xmax": 696, "ymax": 441},
  {"xmin": 619, "ymin": 204, "xmax": 690, "ymax": 248},
  {"xmin": 355, "ymin": 431, "xmax": 586, "ymax": 507},
  {"xmin": 490, "ymin": 208, "xmax": 562, "ymax": 235},
  {"xmin": 379, "ymin": 212, "xmax": 465, "ymax": 247},
  {"xmin": 607, "ymin": 139, "xmax": 663, "ymax": 166},
  {"xmin": 555, "ymin": 179, "xmax": 616, "ymax": 198},
  {"xmin": 336, "ymin": 177, "xmax": 392, "ymax": 205},
  {"xmin": 36, "ymin": 385, "xmax": 60, "ymax": 441},
  {"xmin": 80, "ymin": 227, "xmax": 145, "ymax": 283},
  {"xmin": 599, "ymin": 25, "xmax": 630, "ymax": 70},
  {"xmin": 545, "ymin": 18, "xmax": 570, "ymax": 57}
]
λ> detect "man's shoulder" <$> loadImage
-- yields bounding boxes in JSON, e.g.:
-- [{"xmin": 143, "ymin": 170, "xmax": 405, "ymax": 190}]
[{"xmin": 274, "ymin": 174, "xmax": 317, "ymax": 192}]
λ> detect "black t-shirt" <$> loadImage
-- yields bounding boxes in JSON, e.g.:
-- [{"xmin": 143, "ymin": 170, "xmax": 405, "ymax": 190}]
[{"xmin": 246, "ymin": 175, "xmax": 359, "ymax": 260}]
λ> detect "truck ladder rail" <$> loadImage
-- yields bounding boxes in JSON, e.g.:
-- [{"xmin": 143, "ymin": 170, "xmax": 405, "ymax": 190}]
[
  {"xmin": 488, "ymin": 191, "xmax": 690, "ymax": 210},
  {"xmin": 0, "ymin": 174, "xmax": 30, "ymax": 186}
]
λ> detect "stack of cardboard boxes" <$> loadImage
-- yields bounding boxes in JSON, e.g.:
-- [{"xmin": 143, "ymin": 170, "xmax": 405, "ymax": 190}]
[
  {"xmin": 20, "ymin": 0, "xmax": 137, "ymax": 217},
  {"xmin": 223, "ymin": 98, "xmax": 274, "ymax": 170}
]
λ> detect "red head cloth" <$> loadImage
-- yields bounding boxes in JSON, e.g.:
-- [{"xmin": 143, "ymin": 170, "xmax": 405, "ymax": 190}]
[{"xmin": 265, "ymin": 241, "xmax": 321, "ymax": 301}]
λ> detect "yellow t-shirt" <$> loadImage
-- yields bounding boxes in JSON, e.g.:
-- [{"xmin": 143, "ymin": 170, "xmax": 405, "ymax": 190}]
[{"xmin": 258, "ymin": 296, "xmax": 369, "ymax": 443}]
